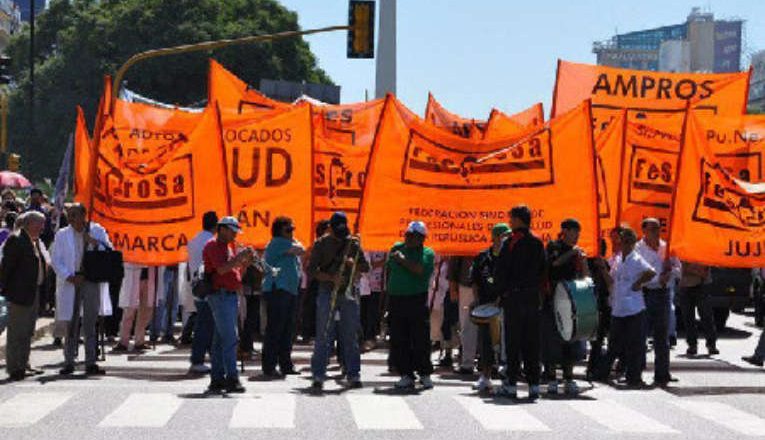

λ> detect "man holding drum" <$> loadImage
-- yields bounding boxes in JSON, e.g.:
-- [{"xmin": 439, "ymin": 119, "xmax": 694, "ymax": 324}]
[
  {"xmin": 469, "ymin": 222, "xmax": 510, "ymax": 393},
  {"xmin": 494, "ymin": 205, "xmax": 546, "ymax": 400},
  {"xmin": 543, "ymin": 219, "xmax": 590, "ymax": 395}
]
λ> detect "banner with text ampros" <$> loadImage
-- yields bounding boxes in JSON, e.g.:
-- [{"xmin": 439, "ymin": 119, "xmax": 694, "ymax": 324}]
[
  {"xmin": 669, "ymin": 113, "xmax": 765, "ymax": 267},
  {"xmin": 424, "ymin": 92, "xmax": 487, "ymax": 140},
  {"xmin": 483, "ymin": 103, "xmax": 545, "ymax": 140},
  {"xmin": 91, "ymin": 105, "xmax": 227, "ymax": 265},
  {"xmin": 358, "ymin": 97, "xmax": 600, "ymax": 256},
  {"xmin": 219, "ymin": 103, "xmax": 314, "ymax": 248},
  {"xmin": 209, "ymin": 59, "xmax": 290, "ymax": 115},
  {"xmin": 74, "ymin": 107, "xmax": 92, "ymax": 205},
  {"xmin": 311, "ymin": 99, "xmax": 386, "ymax": 228},
  {"xmin": 551, "ymin": 60, "xmax": 751, "ymax": 118}
]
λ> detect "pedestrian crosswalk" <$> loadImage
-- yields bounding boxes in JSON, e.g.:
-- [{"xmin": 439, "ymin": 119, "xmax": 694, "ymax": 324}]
[{"xmin": 0, "ymin": 390, "xmax": 762, "ymax": 436}]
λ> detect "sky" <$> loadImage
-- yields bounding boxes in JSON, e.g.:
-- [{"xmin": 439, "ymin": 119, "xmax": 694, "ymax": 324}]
[{"xmin": 278, "ymin": 0, "xmax": 764, "ymax": 119}]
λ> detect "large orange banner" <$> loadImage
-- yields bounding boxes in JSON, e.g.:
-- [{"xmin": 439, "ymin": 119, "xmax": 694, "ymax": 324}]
[
  {"xmin": 219, "ymin": 104, "xmax": 314, "ymax": 248},
  {"xmin": 552, "ymin": 60, "xmax": 751, "ymax": 118},
  {"xmin": 311, "ymin": 99, "xmax": 385, "ymax": 228},
  {"xmin": 425, "ymin": 93, "xmax": 487, "ymax": 140},
  {"xmin": 358, "ymin": 97, "xmax": 600, "ymax": 255},
  {"xmin": 74, "ymin": 106, "xmax": 92, "ymax": 206},
  {"xmin": 594, "ymin": 109, "xmax": 626, "ymax": 238},
  {"xmin": 209, "ymin": 59, "xmax": 290, "ymax": 115},
  {"xmin": 91, "ymin": 105, "xmax": 228, "ymax": 265},
  {"xmin": 669, "ymin": 113, "xmax": 765, "ymax": 267},
  {"xmin": 483, "ymin": 103, "xmax": 545, "ymax": 140}
]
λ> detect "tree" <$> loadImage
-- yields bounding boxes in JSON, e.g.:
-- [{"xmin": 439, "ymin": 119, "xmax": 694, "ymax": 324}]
[{"xmin": 5, "ymin": 0, "xmax": 332, "ymax": 179}]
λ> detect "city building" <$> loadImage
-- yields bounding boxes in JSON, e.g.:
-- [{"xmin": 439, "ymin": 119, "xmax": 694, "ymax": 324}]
[
  {"xmin": 593, "ymin": 8, "xmax": 743, "ymax": 73},
  {"xmin": 13, "ymin": 0, "xmax": 45, "ymax": 22},
  {"xmin": 0, "ymin": 0, "xmax": 20, "ymax": 53},
  {"xmin": 749, "ymin": 51, "xmax": 765, "ymax": 112}
]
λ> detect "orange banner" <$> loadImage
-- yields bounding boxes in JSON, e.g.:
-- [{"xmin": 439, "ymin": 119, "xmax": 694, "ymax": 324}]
[
  {"xmin": 311, "ymin": 99, "xmax": 385, "ymax": 228},
  {"xmin": 91, "ymin": 106, "xmax": 228, "ymax": 265},
  {"xmin": 669, "ymin": 113, "xmax": 765, "ymax": 267},
  {"xmin": 594, "ymin": 109, "xmax": 626, "ymax": 238},
  {"xmin": 219, "ymin": 103, "xmax": 314, "ymax": 248},
  {"xmin": 209, "ymin": 59, "xmax": 290, "ymax": 115},
  {"xmin": 483, "ymin": 103, "xmax": 545, "ymax": 140},
  {"xmin": 74, "ymin": 107, "xmax": 92, "ymax": 205},
  {"xmin": 358, "ymin": 97, "xmax": 600, "ymax": 255},
  {"xmin": 552, "ymin": 60, "xmax": 751, "ymax": 118},
  {"xmin": 425, "ymin": 92, "xmax": 487, "ymax": 140}
]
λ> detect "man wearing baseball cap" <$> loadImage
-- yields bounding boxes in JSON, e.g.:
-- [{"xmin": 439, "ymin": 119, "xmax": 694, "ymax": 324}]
[
  {"xmin": 202, "ymin": 216, "xmax": 254, "ymax": 394},
  {"xmin": 387, "ymin": 220, "xmax": 436, "ymax": 390}
]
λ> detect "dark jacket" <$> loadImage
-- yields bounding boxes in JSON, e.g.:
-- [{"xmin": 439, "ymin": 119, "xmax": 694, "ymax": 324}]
[
  {"xmin": 0, "ymin": 230, "xmax": 47, "ymax": 306},
  {"xmin": 494, "ymin": 227, "xmax": 546, "ymax": 307}
]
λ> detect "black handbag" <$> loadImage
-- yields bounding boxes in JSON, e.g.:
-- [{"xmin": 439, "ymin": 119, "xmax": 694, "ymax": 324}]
[
  {"xmin": 192, "ymin": 271, "xmax": 214, "ymax": 299},
  {"xmin": 82, "ymin": 240, "xmax": 124, "ymax": 283}
]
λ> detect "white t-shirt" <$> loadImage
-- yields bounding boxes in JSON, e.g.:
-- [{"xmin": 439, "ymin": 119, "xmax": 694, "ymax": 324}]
[
  {"xmin": 635, "ymin": 239, "xmax": 681, "ymax": 289},
  {"xmin": 611, "ymin": 250, "xmax": 653, "ymax": 317}
]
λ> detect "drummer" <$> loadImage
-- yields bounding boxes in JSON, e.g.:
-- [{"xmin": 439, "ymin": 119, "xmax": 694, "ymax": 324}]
[
  {"xmin": 543, "ymin": 218, "xmax": 590, "ymax": 395},
  {"xmin": 469, "ymin": 222, "xmax": 511, "ymax": 393}
]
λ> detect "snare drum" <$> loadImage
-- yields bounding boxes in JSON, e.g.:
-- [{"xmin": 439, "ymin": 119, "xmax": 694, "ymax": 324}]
[
  {"xmin": 470, "ymin": 304, "xmax": 502, "ymax": 347},
  {"xmin": 554, "ymin": 278, "xmax": 599, "ymax": 342}
]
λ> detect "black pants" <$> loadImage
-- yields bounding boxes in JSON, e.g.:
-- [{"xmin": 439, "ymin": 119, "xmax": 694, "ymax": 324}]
[
  {"xmin": 679, "ymin": 285, "xmax": 717, "ymax": 349},
  {"xmin": 477, "ymin": 324, "xmax": 495, "ymax": 371},
  {"xmin": 239, "ymin": 294, "xmax": 261, "ymax": 352},
  {"xmin": 300, "ymin": 282, "xmax": 318, "ymax": 340},
  {"xmin": 645, "ymin": 288, "xmax": 671, "ymax": 383},
  {"xmin": 604, "ymin": 311, "xmax": 646, "ymax": 384},
  {"xmin": 587, "ymin": 306, "xmax": 612, "ymax": 378},
  {"xmin": 262, "ymin": 290, "xmax": 297, "ymax": 372},
  {"xmin": 361, "ymin": 291, "xmax": 382, "ymax": 341},
  {"xmin": 389, "ymin": 293, "xmax": 433, "ymax": 377},
  {"xmin": 504, "ymin": 301, "xmax": 541, "ymax": 386},
  {"xmin": 441, "ymin": 293, "xmax": 459, "ymax": 342}
]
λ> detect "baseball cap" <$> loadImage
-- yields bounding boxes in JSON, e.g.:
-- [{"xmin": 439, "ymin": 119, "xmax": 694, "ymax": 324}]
[
  {"xmin": 218, "ymin": 216, "xmax": 242, "ymax": 233},
  {"xmin": 329, "ymin": 211, "xmax": 348, "ymax": 226},
  {"xmin": 491, "ymin": 223, "xmax": 510, "ymax": 237},
  {"xmin": 406, "ymin": 221, "xmax": 428, "ymax": 237}
]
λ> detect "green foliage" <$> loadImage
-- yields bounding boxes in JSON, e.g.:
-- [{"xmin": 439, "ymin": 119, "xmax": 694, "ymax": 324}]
[{"xmin": 6, "ymin": 0, "xmax": 332, "ymax": 179}]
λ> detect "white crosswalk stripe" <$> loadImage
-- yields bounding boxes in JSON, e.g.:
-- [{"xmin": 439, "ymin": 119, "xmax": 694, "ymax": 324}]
[
  {"xmin": 346, "ymin": 395, "xmax": 423, "ymax": 430},
  {"xmin": 98, "ymin": 393, "xmax": 182, "ymax": 428},
  {"xmin": 673, "ymin": 401, "xmax": 765, "ymax": 436},
  {"xmin": 0, "ymin": 392, "xmax": 73, "ymax": 427},
  {"xmin": 453, "ymin": 396, "xmax": 550, "ymax": 431},
  {"xmin": 567, "ymin": 400, "xmax": 679, "ymax": 434},
  {"xmin": 230, "ymin": 394, "xmax": 296, "ymax": 428}
]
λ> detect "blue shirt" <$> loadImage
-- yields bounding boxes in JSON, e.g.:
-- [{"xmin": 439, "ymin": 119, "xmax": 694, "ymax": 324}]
[{"xmin": 263, "ymin": 237, "xmax": 301, "ymax": 295}]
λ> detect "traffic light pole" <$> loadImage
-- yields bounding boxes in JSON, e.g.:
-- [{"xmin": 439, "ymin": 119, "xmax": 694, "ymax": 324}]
[{"xmin": 110, "ymin": 25, "xmax": 350, "ymax": 108}]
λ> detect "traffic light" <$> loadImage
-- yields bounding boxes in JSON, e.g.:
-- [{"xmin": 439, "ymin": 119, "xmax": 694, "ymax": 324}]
[
  {"xmin": 0, "ymin": 56, "xmax": 11, "ymax": 85},
  {"xmin": 7, "ymin": 153, "xmax": 20, "ymax": 172},
  {"xmin": 347, "ymin": 1, "xmax": 375, "ymax": 59}
]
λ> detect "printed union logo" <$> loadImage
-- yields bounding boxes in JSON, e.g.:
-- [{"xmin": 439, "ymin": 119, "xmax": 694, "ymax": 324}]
[
  {"xmin": 401, "ymin": 128, "xmax": 554, "ymax": 189},
  {"xmin": 93, "ymin": 154, "xmax": 195, "ymax": 225},
  {"xmin": 692, "ymin": 159, "xmax": 765, "ymax": 231},
  {"xmin": 102, "ymin": 126, "xmax": 190, "ymax": 175},
  {"xmin": 626, "ymin": 144, "xmax": 678, "ymax": 208}
]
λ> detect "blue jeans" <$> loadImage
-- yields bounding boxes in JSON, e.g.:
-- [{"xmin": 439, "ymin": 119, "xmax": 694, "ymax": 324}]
[
  {"xmin": 645, "ymin": 288, "xmax": 671, "ymax": 382},
  {"xmin": 207, "ymin": 291, "xmax": 239, "ymax": 382},
  {"xmin": 311, "ymin": 286, "xmax": 361, "ymax": 381},
  {"xmin": 190, "ymin": 299, "xmax": 213, "ymax": 365},
  {"xmin": 152, "ymin": 268, "xmax": 179, "ymax": 339},
  {"xmin": 262, "ymin": 289, "xmax": 297, "ymax": 372}
]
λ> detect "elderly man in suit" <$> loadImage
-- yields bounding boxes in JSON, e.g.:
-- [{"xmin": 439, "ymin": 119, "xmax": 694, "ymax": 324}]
[
  {"xmin": 1, "ymin": 210, "xmax": 50, "ymax": 381},
  {"xmin": 50, "ymin": 203, "xmax": 112, "ymax": 375}
]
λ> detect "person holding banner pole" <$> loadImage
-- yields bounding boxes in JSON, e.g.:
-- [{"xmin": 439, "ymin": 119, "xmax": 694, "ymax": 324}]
[
  {"xmin": 494, "ymin": 205, "xmax": 546, "ymax": 400},
  {"xmin": 636, "ymin": 218, "xmax": 681, "ymax": 387}
]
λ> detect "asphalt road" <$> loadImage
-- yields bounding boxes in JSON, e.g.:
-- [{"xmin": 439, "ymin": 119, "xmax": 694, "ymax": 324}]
[{"xmin": 0, "ymin": 311, "xmax": 763, "ymax": 440}]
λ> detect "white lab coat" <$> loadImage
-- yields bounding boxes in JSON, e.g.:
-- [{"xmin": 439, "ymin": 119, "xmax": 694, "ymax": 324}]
[
  {"xmin": 119, "ymin": 263, "xmax": 158, "ymax": 309},
  {"xmin": 50, "ymin": 223, "xmax": 112, "ymax": 321}
]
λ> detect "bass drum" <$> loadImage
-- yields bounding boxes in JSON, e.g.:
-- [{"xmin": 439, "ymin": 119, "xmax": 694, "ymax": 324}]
[{"xmin": 554, "ymin": 278, "xmax": 599, "ymax": 342}]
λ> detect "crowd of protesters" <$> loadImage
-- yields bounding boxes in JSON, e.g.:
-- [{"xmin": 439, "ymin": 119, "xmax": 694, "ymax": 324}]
[{"xmin": 1, "ymin": 192, "xmax": 765, "ymax": 399}]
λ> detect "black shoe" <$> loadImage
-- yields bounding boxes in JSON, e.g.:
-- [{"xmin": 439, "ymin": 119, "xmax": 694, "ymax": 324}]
[
  {"xmin": 280, "ymin": 367, "xmax": 300, "ymax": 375},
  {"xmin": 111, "ymin": 343, "xmax": 129, "ymax": 353},
  {"xmin": 179, "ymin": 337, "xmax": 193, "ymax": 345},
  {"xmin": 456, "ymin": 366, "xmax": 474, "ymax": 375},
  {"xmin": 311, "ymin": 380, "xmax": 324, "ymax": 392},
  {"xmin": 225, "ymin": 378, "xmax": 246, "ymax": 394},
  {"xmin": 8, "ymin": 371, "xmax": 25, "ymax": 381},
  {"xmin": 25, "ymin": 366, "xmax": 44, "ymax": 376},
  {"xmin": 262, "ymin": 369, "xmax": 280, "ymax": 378},
  {"xmin": 85, "ymin": 365, "xmax": 106, "ymax": 376},
  {"xmin": 161, "ymin": 336, "xmax": 177, "ymax": 345},
  {"xmin": 707, "ymin": 346, "xmax": 720, "ymax": 355},
  {"xmin": 133, "ymin": 344, "xmax": 149, "ymax": 352},
  {"xmin": 626, "ymin": 380, "xmax": 649, "ymax": 390},
  {"xmin": 669, "ymin": 336, "xmax": 677, "ymax": 348},
  {"xmin": 59, "ymin": 365, "xmax": 74, "ymax": 375},
  {"xmin": 437, "ymin": 356, "xmax": 453, "ymax": 368},
  {"xmin": 206, "ymin": 379, "xmax": 226, "ymax": 394},
  {"xmin": 686, "ymin": 345, "xmax": 698, "ymax": 356},
  {"xmin": 742, "ymin": 355, "xmax": 764, "ymax": 367},
  {"xmin": 348, "ymin": 379, "xmax": 363, "ymax": 389},
  {"xmin": 52, "ymin": 337, "xmax": 62, "ymax": 348}
]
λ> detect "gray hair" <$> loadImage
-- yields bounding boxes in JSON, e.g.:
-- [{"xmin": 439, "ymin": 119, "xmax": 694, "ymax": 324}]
[{"xmin": 16, "ymin": 210, "xmax": 45, "ymax": 230}]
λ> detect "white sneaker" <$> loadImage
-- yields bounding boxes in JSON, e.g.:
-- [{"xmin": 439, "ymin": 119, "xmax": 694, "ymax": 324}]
[
  {"xmin": 419, "ymin": 375, "xmax": 434, "ymax": 389},
  {"xmin": 394, "ymin": 376, "xmax": 415, "ymax": 389},
  {"xmin": 472, "ymin": 375, "xmax": 492, "ymax": 392},
  {"xmin": 564, "ymin": 380, "xmax": 579, "ymax": 395},
  {"xmin": 188, "ymin": 364, "xmax": 210, "ymax": 374},
  {"xmin": 547, "ymin": 380, "xmax": 559, "ymax": 395}
]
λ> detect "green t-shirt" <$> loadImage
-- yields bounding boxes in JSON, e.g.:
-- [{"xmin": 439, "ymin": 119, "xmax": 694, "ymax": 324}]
[{"xmin": 386, "ymin": 242, "xmax": 435, "ymax": 296}]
